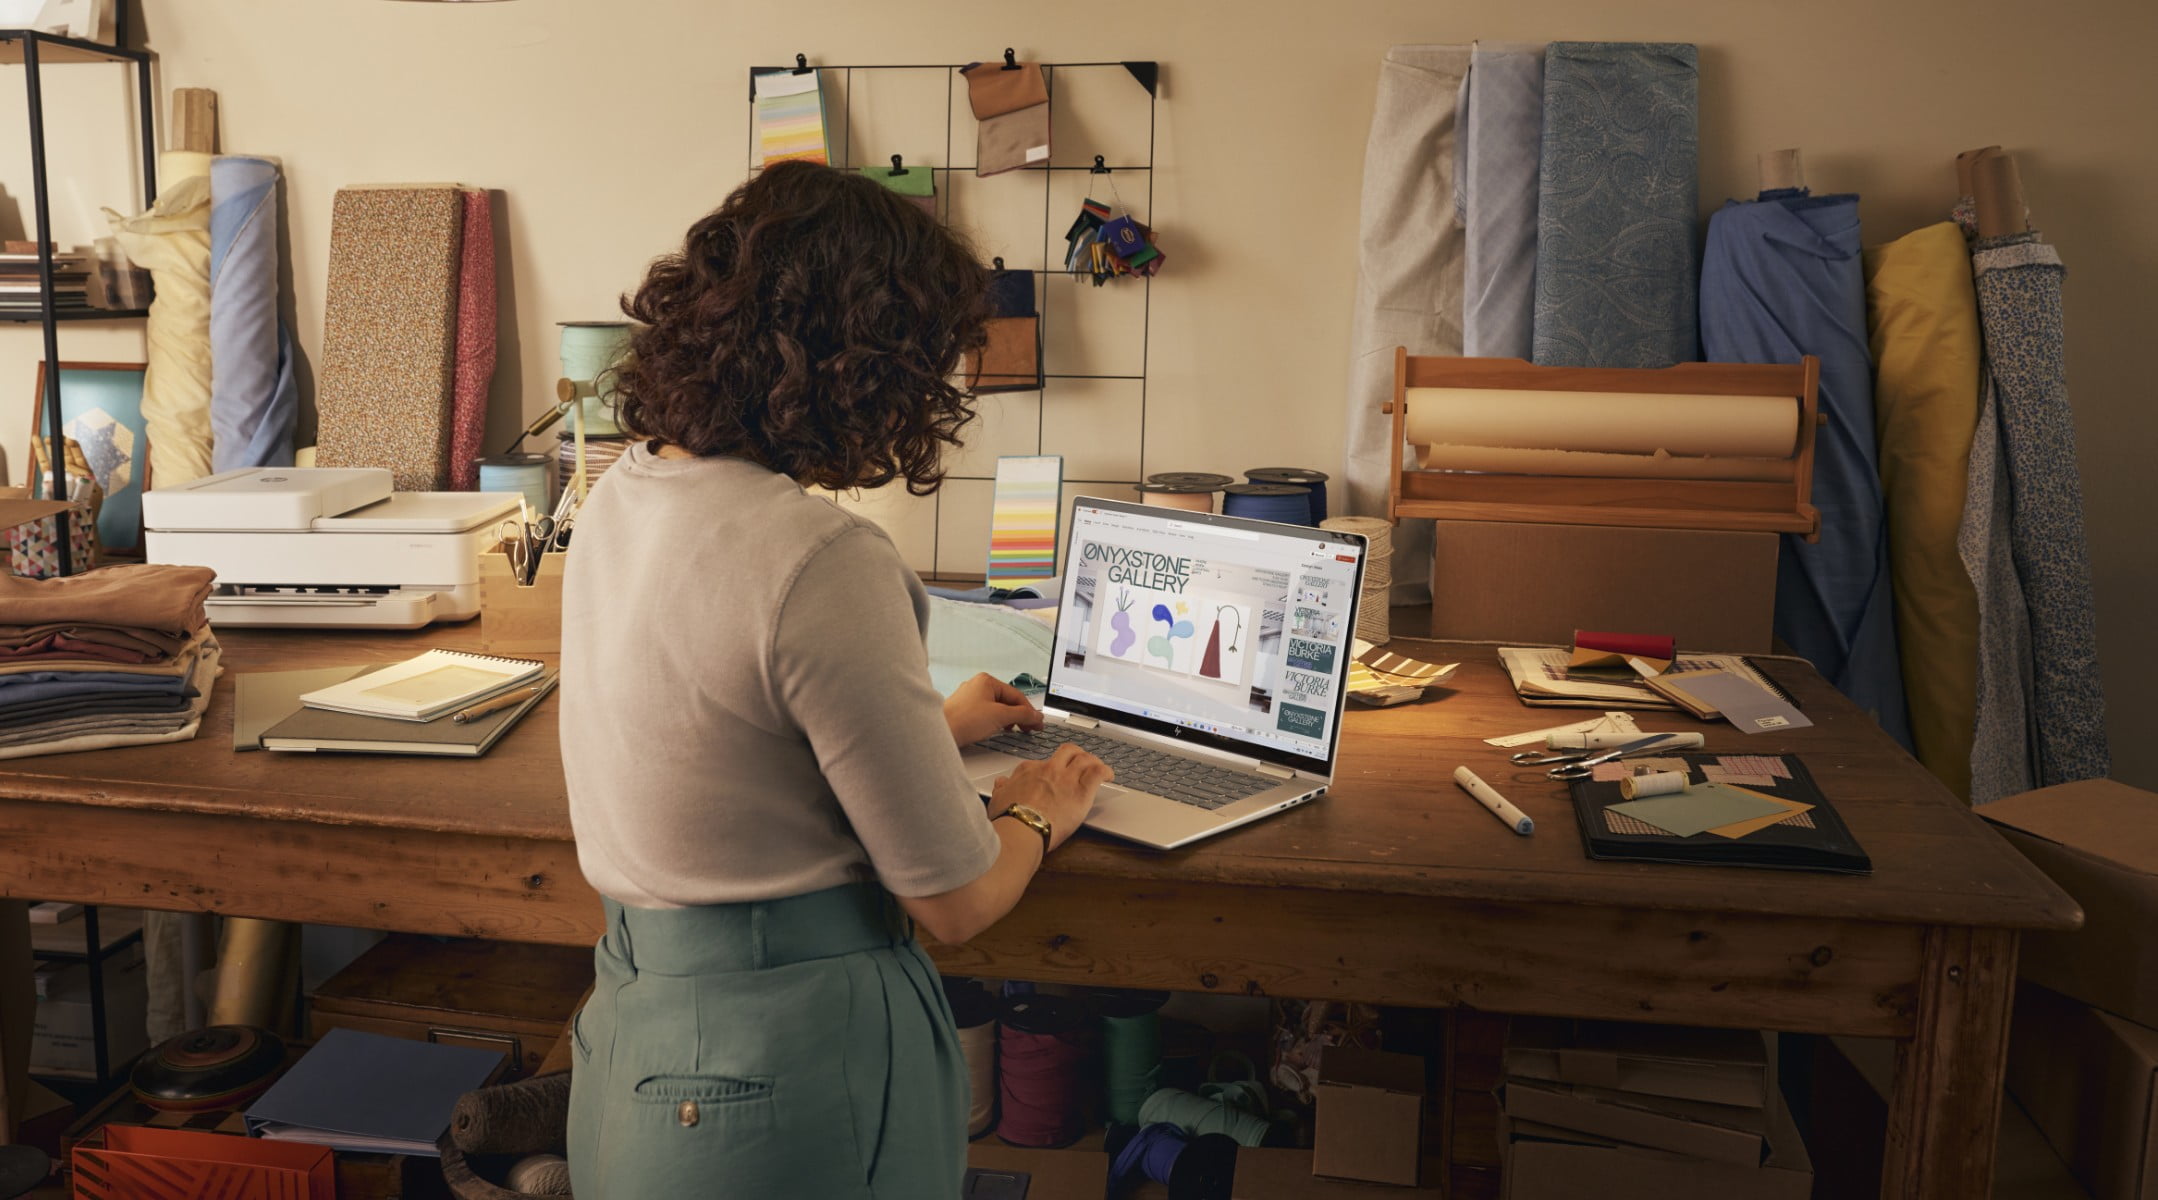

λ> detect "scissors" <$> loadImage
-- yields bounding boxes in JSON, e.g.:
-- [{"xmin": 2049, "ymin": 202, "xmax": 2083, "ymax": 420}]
[{"xmin": 1511, "ymin": 732, "xmax": 1689, "ymax": 781}]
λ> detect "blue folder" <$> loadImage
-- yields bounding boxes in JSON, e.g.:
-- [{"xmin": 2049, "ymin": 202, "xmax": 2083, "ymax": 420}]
[{"xmin": 244, "ymin": 1027, "xmax": 505, "ymax": 1156}]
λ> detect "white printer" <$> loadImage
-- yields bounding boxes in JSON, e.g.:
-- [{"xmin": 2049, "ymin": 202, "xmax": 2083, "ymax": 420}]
[{"xmin": 143, "ymin": 468, "xmax": 522, "ymax": 629}]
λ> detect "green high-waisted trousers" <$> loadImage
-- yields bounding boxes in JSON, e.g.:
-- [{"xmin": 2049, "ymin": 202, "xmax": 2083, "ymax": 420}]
[{"xmin": 568, "ymin": 884, "xmax": 969, "ymax": 1198}]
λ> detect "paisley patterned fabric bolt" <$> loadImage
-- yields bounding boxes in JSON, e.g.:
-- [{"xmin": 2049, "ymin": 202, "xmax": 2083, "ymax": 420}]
[{"xmin": 1533, "ymin": 42, "xmax": 1699, "ymax": 368}]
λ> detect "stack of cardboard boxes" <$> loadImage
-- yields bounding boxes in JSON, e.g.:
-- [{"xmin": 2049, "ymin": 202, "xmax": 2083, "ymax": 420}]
[
  {"xmin": 1983, "ymin": 778, "xmax": 2158, "ymax": 1200},
  {"xmin": 1495, "ymin": 1018, "xmax": 1812, "ymax": 1199}
]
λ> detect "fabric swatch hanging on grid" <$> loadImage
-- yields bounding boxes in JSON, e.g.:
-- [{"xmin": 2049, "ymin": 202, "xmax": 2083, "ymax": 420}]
[
  {"xmin": 207, "ymin": 154, "xmax": 298, "ymax": 472},
  {"xmin": 314, "ymin": 185, "xmax": 464, "ymax": 491},
  {"xmin": 966, "ymin": 266, "xmax": 1040, "ymax": 393},
  {"xmin": 449, "ymin": 188, "xmax": 498, "ymax": 491},
  {"xmin": 753, "ymin": 68, "xmax": 829, "ymax": 166},
  {"xmin": 1533, "ymin": 42, "xmax": 1699, "ymax": 368},
  {"xmin": 1701, "ymin": 189, "xmax": 1910, "ymax": 749},
  {"xmin": 862, "ymin": 158, "xmax": 936, "ymax": 216},
  {"xmin": 1866, "ymin": 222, "xmax": 1984, "ymax": 799},
  {"xmin": 962, "ymin": 56, "xmax": 1050, "ymax": 176}
]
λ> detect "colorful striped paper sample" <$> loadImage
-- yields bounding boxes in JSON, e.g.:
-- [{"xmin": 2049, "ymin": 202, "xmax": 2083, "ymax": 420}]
[
  {"xmin": 986, "ymin": 456, "xmax": 1062, "ymax": 585},
  {"xmin": 755, "ymin": 70, "xmax": 829, "ymax": 166}
]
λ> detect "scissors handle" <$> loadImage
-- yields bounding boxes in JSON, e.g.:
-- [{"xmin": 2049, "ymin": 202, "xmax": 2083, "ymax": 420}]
[{"xmin": 1548, "ymin": 763, "xmax": 1596, "ymax": 781}]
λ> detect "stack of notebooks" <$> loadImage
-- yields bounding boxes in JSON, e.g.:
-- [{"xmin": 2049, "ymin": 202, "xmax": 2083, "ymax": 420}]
[
  {"xmin": 1498, "ymin": 1018, "xmax": 1813, "ymax": 1200},
  {"xmin": 236, "ymin": 648, "xmax": 553, "ymax": 756}
]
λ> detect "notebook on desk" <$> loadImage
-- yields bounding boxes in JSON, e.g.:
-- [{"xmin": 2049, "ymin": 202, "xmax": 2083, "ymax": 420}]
[
  {"xmin": 262, "ymin": 675, "xmax": 555, "ymax": 756},
  {"xmin": 298, "ymin": 649, "xmax": 545, "ymax": 722},
  {"xmin": 1568, "ymin": 752, "xmax": 1870, "ymax": 875}
]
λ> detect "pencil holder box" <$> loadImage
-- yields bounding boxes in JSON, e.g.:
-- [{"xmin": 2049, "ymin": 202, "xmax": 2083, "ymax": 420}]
[{"xmin": 477, "ymin": 541, "xmax": 563, "ymax": 657}]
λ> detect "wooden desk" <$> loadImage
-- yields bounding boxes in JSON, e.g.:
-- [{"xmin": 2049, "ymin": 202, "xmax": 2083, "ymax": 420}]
[{"xmin": 0, "ymin": 625, "xmax": 2076, "ymax": 1198}]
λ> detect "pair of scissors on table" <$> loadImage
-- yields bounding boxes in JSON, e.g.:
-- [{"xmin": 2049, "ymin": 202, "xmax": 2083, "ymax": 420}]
[{"xmin": 1511, "ymin": 732, "xmax": 1693, "ymax": 781}]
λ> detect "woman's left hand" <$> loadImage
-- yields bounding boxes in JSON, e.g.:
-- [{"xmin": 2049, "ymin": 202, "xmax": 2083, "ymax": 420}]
[{"xmin": 944, "ymin": 673, "xmax": 1044, "ymax": 747}]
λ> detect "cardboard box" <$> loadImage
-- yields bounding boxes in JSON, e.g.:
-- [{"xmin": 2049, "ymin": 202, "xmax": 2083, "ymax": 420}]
[
  {"xmin": 1427, "ymin": 520, "xmax": 1777, "ymax": 653},
  {"xmin": 1500, "ymin": 1085, "xmax": 1812, "ymax": 1200},
  {"xmin": 1500, "ymin": 1079, "xmax": 1767, "ymax": 1167},
  {"xmin": 31, "ymin": 953, "xmax": 147, "ymax": 1077},
  {"xmin": 1981, "ymin": 778, "xmax": 2156, "ymax": 1027},
  {"xmin": 1503, "ymin": 1018, "xmax": 1769, "ymax": 1110},
  {"xmin": 1312, "ymin": 1046, "xmax": 1427, "ymax": 1186},
  {"xmin": 2008, "ymin": 981, "xmax": 2158, "ymax": 1200}
]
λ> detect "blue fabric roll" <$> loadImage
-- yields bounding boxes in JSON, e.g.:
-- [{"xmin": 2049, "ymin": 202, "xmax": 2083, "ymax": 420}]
[
  {"xmin": 1533, "ymin": 42, "xmax": 1699, "ymax": 368},
  {"xmin": 1461, "ymin": 42, "xmax": 1543, "ymax": 359},
  {"xmin": 208, "ymin": 155, "xmax": 297, "ymax": 471},
  {"xmin": 1701, "ymin": 190, "xmax": 1909, "ymax": 747}
]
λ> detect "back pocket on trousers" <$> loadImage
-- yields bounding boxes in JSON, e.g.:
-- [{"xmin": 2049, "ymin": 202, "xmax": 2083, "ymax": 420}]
[{"xmin": 633, "ymin": 1075, "xmax": 774, "ymax": 1104}]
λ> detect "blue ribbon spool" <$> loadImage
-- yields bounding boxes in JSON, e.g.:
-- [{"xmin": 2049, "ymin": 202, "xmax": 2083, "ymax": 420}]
[
  {"xmin": 1220, "ymin": 482, "xmax": 1313, "ymax": 527},
  {"xmin": 1242, "ymin": 468, "xmax": 1329, "ymax": 522}
]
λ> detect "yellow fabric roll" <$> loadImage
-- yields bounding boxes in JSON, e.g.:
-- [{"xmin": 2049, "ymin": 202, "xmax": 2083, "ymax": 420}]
[
  {"xmin": 106, "ymin": 151, "xmax": 215, "ymax": 488},
  {"xmin": 1865, "ymin": 222, "xmax": 1982, "ymax": 800}
]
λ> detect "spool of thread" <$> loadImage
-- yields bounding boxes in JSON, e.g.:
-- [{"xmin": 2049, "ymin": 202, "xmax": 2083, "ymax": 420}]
[
  {"xmin": 1108, "ymin": 1123, "xmax": 1239, "ymax": 1200},
  {"xmin": 1137, "ymin": 1087, "xmax": 1271, "ymax": 1147},
  {"xmin": 1137, "ymin": 482, "xmax": 1216, "ymax": 513},
  {"xmin": 947, "ymin": 979, "xmax": 1000, "ymax": 1138},
  {"xmin": 1147, "ymin": 471, "xmax": 1234, "ymax": 491},
  {"xmin": 1620, "ymin": 771, "xmax": 1690, "ymax": 800},
  {"xmin": 557, "ymin": 433, "xmax": 630, "ymax": 495},
  {"xmin": 997, "ymin": 994, "xmax": 1093, "ymax": 1148},
  {"xmin": 1244, "ymin": 468, "xmax": 1329, "ymax": 522},
  {"xmin": 504, "ymin": 1153, "xmax": 572, "ymax": 1195},
  {"xmin": 479, "ymin": 454, "xmax": 552, "ymax": 518},
  {"xmin": 1220, "ymin": 483, "xmax": 1312, "ymax": 527},
  {"xmin": 1095, "ymin": 989, "xmax": 1168, "ymax": 1126}
]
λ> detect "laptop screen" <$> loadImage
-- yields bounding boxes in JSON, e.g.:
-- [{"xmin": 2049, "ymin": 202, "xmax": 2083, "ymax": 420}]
[{"xmin": 1046, "ymin": 498, "xmax": 1368, "ymax": 776}]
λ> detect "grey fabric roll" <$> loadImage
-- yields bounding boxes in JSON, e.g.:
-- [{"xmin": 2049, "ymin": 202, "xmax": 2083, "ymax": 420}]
[
  {"xmin": 1461, "ymin": 42, "xmax": 1544, "ymax": 360},
  {"xmin": 209, "ymin": 156, "xmax": 297, "ymax": 471},
  {"xmin": 1533, "ymin": 42, "xmax": 1699, "ymax": 368},
  {"xmin": 1958, "ymin": 378, "xmax": 2037, "ymax": 804},
  {"xmin": 1342, "ymin": 44, "xmax": 1469, "ymax": 605}
]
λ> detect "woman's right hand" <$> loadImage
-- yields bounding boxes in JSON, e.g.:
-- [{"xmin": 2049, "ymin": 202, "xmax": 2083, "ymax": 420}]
[{"xmin": 991, "ymin": 743, "xmax": 1113, "ymax": 853}]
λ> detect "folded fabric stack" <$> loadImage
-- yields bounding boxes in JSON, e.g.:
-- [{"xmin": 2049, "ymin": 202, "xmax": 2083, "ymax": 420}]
[{"xmin": 0, "ymin": 564, "xmax": 221, "ymax": 760}]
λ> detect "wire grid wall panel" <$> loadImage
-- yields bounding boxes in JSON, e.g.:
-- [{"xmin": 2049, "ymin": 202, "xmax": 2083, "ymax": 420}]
[{"xmin": 748, "ymin": 57, "xmax": 1158, "ymax": 576}]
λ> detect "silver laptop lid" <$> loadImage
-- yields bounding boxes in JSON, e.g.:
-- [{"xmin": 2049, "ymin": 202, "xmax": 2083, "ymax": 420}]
[{"xmin": 1044, "ymin": 497, "xmax": 1369, "ymax": 777}]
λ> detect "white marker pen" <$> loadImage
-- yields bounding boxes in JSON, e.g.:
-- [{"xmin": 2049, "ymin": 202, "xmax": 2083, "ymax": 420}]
[{"xmin": 1454, "ymin": 766, "xmax": 1534, "ymax": 836}]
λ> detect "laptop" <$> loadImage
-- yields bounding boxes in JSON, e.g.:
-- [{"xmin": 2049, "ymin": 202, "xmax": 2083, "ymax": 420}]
[{"xmin": 961, "ymin": 497, "xmax": 1368, "ymax": 850}]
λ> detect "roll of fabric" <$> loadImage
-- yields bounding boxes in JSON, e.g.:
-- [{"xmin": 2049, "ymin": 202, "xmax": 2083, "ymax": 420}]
[
  {"xmin": 1958, "ymin": 379, "xmax": 2036, "ymax": 803},
  {"xmin": 1970, "ymin": 232, "xmax": 2108, "ymax": 790},
  {"xmin": 1533, "ymin": 43, "xmax": 1699, "ymax": 369},
  {"xmin": 106, "ymin": 151, "xmax": 215, "ymax": 487},
  {"xmin": 1865, "ymin": 223, "xmax": 1983, "ymax": 799},
  {"xmin": 1342, "ymin": 44, "xmax": 1468, "ymax": 606},
  {"xmin": 207, "ymin": 155, "xmax": 297, "ymax": 473},
  {"xmin": 1461, "ymin": 42, "xmax": 1543, "ymax": 359},
  {"xmin": 314, "ymin": 185, "xmax": 466, "ymax": 490},
  {"xmin": 450, "ymin": 188, "xmax": 497, "ymax": 492},
  {"xmin": 1700, "ymin": 190, "xmax": 1909, "ymax": 748}
]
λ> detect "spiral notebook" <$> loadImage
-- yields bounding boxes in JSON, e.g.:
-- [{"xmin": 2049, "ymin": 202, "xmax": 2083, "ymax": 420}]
[{"xmin": 298, "ymin": 649, "xmax": 545, "ymax": 722}]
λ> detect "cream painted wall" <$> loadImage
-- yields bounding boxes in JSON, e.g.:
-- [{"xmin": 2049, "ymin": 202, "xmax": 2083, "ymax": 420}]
[{"xmin": 0, "ymin": 0, "xmax": 2150, "ymax": 787}]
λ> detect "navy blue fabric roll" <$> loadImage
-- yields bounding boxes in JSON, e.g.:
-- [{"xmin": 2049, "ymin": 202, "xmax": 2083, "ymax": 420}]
[
  {"xmin": 1533, "ymin": 43, "xmax": 1699, "ymax": 368},
  {"xmin": 1701, "ymin": 190, "xmax": 1909, "ymax": 748}
]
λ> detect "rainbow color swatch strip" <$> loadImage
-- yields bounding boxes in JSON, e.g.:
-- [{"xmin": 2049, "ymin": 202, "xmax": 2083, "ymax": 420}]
[
  {"xmin": 754, "ymin": 70, "xmax": 829, "ymax": 166},
  {"xmin": 987, "ymin": 455, "xmax": 1062, "ymax": 585}
]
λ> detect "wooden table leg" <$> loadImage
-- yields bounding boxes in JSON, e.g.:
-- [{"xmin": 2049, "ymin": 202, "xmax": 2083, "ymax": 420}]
[
  {"xmin": 0, "ymin": 901, "xmax": 28, "ymax": 1143},
  {"xmin": 1882, "ymin": 926, "xmax": 2019, "ymax": 1199}
]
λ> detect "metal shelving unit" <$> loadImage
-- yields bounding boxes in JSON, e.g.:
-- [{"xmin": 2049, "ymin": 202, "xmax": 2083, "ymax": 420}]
[
  {"xmin": 2, "ymin": 27, "xmax": 158, "ymax": 577},
  {"xmin": 30, "ymin": 905, "xmax": 146, "ymax": 1085}
]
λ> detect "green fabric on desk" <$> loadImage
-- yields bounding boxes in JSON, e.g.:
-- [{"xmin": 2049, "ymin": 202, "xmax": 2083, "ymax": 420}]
[
  {"xmin": 1608, "ymin": 783, "xmax": 1786, "ymax": 837},
  {"xmin": 925, "ymin": 596, "xmax": 1052, "ymax": 697}
]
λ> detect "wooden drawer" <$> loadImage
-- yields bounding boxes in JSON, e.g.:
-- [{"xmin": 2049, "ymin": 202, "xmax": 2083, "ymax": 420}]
[{"xmin": 309, "ymin": 935, "xmax": 591, "ymax": 1081}]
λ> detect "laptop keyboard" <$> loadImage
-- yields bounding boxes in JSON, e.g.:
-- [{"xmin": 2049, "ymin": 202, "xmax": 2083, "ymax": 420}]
[{"xmin": 977, "ymin": 728, "xmax": 1281, "ymax": 811}]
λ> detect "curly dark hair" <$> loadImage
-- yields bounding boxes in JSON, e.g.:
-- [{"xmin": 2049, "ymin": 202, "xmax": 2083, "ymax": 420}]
[{"xmin": 613, "ymin": 160, "xmax": 990, "ymax": 494}]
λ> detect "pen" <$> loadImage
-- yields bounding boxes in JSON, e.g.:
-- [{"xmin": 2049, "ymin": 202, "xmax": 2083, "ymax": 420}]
[
  {"xmin": 451, "ymin": 684, "xmax": 546, "ymax": 724},
  {"xmin": 1453, "ymin": 766, "xmax": 1534, "ymax": 836}
]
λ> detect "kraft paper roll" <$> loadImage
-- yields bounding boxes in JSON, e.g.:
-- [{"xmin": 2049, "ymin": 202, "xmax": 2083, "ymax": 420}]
[
  {"xmin": 1619, "ymin": 771, "xmax": 1689, "ymax": 800},
  {"xmin": 208, "ymin": 155, "xmax": 296, "ymax": 472},
  {"xmin": 1415, "ymin": 442, "xmax": 1796, "ymax": 482},
  {"xmin": 1403, "ymin": 388, "xmax": 1798, "ymax": 458},
  {"xmin": 107, "ymin": 151, "xmax": 215, "ymax": 487}
]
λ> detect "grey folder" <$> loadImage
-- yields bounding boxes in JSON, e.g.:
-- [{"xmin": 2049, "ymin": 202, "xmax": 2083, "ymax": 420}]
[{"xmin": 245, "ymin": 1026, "xmax": 505, "ymax": 1156}]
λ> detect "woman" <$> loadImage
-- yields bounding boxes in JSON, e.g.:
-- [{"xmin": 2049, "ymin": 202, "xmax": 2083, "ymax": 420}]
[{"xmin": 560, "ymin": 161, "xmax": 1111, "ymax": 1198}]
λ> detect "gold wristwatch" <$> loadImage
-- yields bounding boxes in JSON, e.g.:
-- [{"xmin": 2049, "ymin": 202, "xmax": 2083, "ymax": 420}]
[{"xmin": 996, "ymin": 803, "xmax": 1053, "ymax": 856}]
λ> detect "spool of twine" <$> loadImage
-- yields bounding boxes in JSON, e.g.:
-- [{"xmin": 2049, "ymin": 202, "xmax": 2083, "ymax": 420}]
[
  {"xmin": 1220, "ymin": 483, "xmax": 1312, "ymax": 527},
  {"xmin": 948, "ymin": 978, "xmax": 1001, "ymax": 1138},
  {"xmin": 504, "ymin": 1154, "xmax": 572, "ymax": 1195},
  {"xmin": 1244, "ymin": 468, "xmax": 1330, "ymax": 523},
  {"xmin": 1095, "ymin": 989, "xmax": 1168, "ymax": 1126},
  {"xmin": 997, "ymin": 994, "xmax": 1093, "ymax": 1147},
  {"xmin": 1137, "ymin": 1087, "xmax": 1271, "ymax": 1147},
  {"xmin": 1138, "ymin": 483, "xmax": 1216, "ymax": 513},
  {"xmin": 1147, "ymin": 471, "xmax": 1235, "ymax": 491},
  {"xmin": 1322, "ymin": 516, "xmax": 1394, "ymax": 644}
]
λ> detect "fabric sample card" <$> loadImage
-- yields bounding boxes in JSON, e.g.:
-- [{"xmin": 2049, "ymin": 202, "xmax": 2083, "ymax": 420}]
[
  {"xmin": 962, "ymin": 61, "xmax": 1050, "ymax": 118},
  {"xmin": 449, "ymin": 188, "xmax": 497, "ymax": 492},
  {"xmin": 987, "ymin": 455, "xmax": 1061, "ymax": 585},
  {"xmin": 1609, "ymin": 783, "xmax": 1788, "ymax": 838},
  {"xmin": 1669, "ymin": 671, "xmax": 1814, "ymax": 735},
  {"xmin": 977, "ymin": 106, "xmax": 1051, "ymax": 177},
  {"xmin": 986, "ymin": 269, "xmax": 1037, "ymax": 319},
  {"xmin": 754, "ymin": 70, "xmax": 829, "ymax": 166},
  {"xmin": 965, "ymin": 316, "xmax": 1041, "ymax": 393},
  {"xmin": 862, "ymin": 165, "xmax": 936, "ymax": 217},
  {"xmin": 314, "ymin": 185, "xmax": 465, "ymax": 491},
  {"xmin": 1533, "ymin": 42, "xmax": 1699, "ymax": 368}
]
